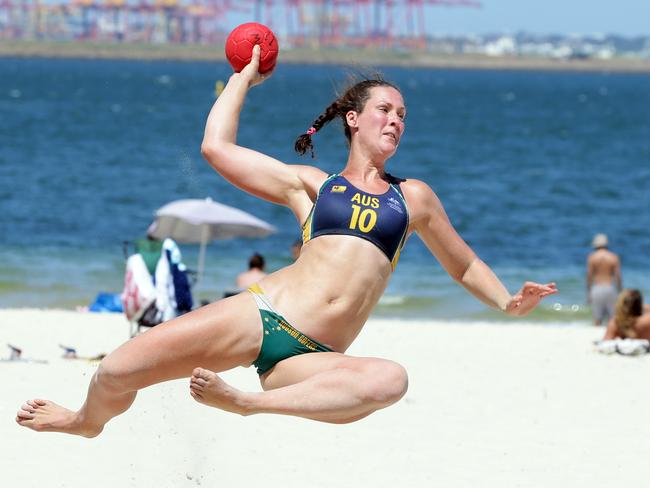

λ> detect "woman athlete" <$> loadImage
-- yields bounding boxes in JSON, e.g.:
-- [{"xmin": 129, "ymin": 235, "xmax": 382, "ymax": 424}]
[{"xmin": 17, "ymin": 46, "xmax": 557, "ymax": 436}]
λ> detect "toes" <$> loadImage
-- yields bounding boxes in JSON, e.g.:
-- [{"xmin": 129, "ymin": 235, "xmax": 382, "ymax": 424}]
[
  {"xmin": 21, "ymin": 402, "xmax": 35, "ymax": 413},
  {"xmin": 27, "ymin": 399, "xmax": 41, "ymax": 409},
  {"xmin": 17, "ymin": 408, "xmax": 35, "ymax": 419},
  {"xmin": 189, "ymin": 375, "xmax": 205, "ymax": 393},
  {"xmin": 192, "ymin": 367, "xmax": 213, "ymax": 382}
]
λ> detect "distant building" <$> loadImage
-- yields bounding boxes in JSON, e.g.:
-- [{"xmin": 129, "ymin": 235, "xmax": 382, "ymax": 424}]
[{"xmin": 484, "ymin": 36, "xmax": 516, "ymax": 56}]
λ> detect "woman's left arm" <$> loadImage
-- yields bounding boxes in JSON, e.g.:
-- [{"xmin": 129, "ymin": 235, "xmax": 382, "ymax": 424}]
[{"xmin": 405, "ymin": 180, "xmax": 557, "ymax": 316}]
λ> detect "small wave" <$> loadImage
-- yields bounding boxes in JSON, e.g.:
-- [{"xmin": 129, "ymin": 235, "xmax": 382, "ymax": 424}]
[
  {"xmin": 378, "ymin": 295, "xmax": 407, "ymax": 306},
  {"xmin": 155, "ymin": 74, "xmax": 172, "ymax": 85}
]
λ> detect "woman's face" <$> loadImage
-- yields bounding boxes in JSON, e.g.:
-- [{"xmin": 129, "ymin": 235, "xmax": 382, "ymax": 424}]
[{"xmin": 347, "ymin": 86, "xmax": 406, "ymax": 160}]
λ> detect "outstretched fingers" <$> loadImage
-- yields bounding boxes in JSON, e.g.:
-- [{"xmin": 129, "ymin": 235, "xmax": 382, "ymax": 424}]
[
  {"xmin": 539, "ymin": 289, "xmax": 558, "ymax": 298},
  {"xmin": 523, "ymin": 281, "xmax": 558, "ymax": 296},
  {"xmin": 507, "ymin": 281, "xmax": 558, "ymax": 316}
]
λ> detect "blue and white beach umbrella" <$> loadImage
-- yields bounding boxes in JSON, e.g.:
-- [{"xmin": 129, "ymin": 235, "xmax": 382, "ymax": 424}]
[{"xmin": 148, "ymin": 197, "xmax": 275, "ymax": 281}]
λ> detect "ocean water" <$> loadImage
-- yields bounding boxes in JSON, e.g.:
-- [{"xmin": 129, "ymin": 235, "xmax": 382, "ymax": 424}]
[{"xmin": 1, "ymin": 57, "xmax": 649, "ymax": 321}]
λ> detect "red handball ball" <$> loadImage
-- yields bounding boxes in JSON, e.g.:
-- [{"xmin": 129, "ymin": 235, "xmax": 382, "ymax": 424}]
[{"xmin": 225, "ymin": 22, "xmax": 279, "ymax": 74}]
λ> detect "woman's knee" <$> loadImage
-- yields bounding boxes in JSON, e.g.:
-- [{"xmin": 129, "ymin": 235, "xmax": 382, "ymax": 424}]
[
  {"xmin": 356, "ymin": 359, "xmax": 409, "ymax": 407},
  {"xmin": 94, "ymin": 358, "xmax": 141, "ymax": 394}
]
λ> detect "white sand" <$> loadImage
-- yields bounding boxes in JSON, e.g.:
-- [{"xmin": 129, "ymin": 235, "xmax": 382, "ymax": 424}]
[{"xmin": 2, "ymin": 308, "xmax": 650, "ymax": 487}]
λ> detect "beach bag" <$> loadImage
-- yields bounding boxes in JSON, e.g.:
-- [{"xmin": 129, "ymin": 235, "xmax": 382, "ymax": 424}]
[{"xmin": 89, "ymin": 292, "xmax": 123, "ymax": 313}]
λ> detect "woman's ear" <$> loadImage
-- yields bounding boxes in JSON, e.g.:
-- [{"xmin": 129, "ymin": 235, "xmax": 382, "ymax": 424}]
[{"xmin": 346, "ymin": 110, "xmax": 358, "ymax": 128}]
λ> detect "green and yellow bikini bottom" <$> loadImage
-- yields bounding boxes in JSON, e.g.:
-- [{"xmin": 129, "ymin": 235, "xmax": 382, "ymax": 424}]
[{"xmin": 248, "ymin": 284, "xmax": 334, "ymax": 376}]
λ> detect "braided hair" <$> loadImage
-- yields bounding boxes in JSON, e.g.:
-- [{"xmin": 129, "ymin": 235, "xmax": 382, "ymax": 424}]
[{"xmin": 294, "ymin": 76, "xmax": 400, "ymax": 158}]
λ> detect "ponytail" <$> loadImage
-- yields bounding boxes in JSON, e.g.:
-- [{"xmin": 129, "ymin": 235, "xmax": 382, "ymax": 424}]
[{"xmin": 294, "ymin": 101, "xmax": 341, "ymax": 158}]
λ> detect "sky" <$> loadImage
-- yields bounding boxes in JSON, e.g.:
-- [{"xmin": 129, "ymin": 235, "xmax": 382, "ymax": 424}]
[
  {"xmin": 233, "ymin": 0, "xmax": 649, "ymax": 38},
  {"xmin": 425, "ymin": 0, "xmax": 649, "ymax": 37}
]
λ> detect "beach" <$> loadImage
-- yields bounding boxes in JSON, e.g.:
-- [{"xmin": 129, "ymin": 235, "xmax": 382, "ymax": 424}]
[
  {"xmin": 2, "ymin": 50, "xmax": 650, "ymax": 487},
  {"xmin": 3, "ymin": 308, "xmax": 650, "ymax": 487}
]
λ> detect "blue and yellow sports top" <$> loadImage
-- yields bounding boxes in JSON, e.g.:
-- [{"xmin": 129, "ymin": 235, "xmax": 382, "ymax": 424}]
[{"xmin": 302, "ymin": 174, "xmax": 410, "ymax": 270}]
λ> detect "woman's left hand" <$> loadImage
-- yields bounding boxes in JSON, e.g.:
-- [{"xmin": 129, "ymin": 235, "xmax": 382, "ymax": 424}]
[{"xmin": 505, "ymin": 282, "xmax": 558, "ymax": 316}]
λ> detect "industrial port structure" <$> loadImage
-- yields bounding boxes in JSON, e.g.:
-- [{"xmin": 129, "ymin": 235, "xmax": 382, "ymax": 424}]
[{"xmin": 0, "ymin": 0, "xmax": 481, "ymax": 49}]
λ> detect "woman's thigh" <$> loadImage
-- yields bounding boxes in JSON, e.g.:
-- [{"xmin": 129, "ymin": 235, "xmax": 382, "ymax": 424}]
[
  {"xmin": 260, "ymin": 351, "xmax": 404, "ymax": 391},
  {"xmin": 100, "ymin": 292, "xmax": 263, "ymax": 389}
]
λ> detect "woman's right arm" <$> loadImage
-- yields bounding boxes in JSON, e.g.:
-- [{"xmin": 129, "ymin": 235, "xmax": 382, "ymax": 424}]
[{"xmin": 200, "ymin": 46, "xmax": 324, "ymax": 209}]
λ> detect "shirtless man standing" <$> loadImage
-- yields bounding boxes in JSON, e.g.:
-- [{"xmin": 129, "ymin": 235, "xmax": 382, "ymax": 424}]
[{"xmin": 587, "ymin": 233, "xmax": 622, "ymax": 325}]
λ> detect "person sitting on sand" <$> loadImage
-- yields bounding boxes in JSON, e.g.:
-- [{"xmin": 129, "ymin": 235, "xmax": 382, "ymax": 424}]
[
  {"xmin": 236, "ymin": 253, "xmax": 267, "ymax": 290},
  {"xmin": 16, "ymin": 46, "xmax": 556, "ymax": 438},
  {"xmin": 602, "ymin": 289, "xmax": 650, "ymax": 341}
]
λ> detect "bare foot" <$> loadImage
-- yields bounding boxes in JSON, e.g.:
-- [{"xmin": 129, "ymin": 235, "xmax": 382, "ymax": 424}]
[
  {"xmin": 16, "ymin": 399, "xmax": 102, "ymax": 438},
  {"xmin": 189, "ymin": 368, "xmax": 251, "ymax": 416}
]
